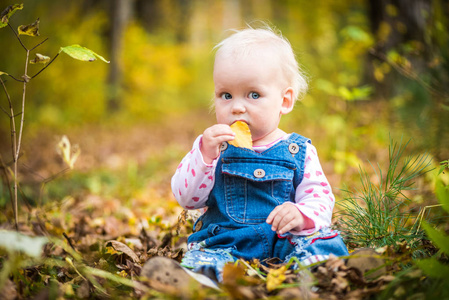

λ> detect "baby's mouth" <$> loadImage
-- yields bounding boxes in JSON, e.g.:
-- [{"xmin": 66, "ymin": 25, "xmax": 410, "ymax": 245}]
[{"xmin": 232, "ymin": 120, "xmax": 248, "ymax": 125}]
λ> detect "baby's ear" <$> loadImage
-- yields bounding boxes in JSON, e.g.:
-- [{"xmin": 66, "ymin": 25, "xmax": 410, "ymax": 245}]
[{"xmin": 280, "ymin": 87, "xmax": 295, "ymax": 115}]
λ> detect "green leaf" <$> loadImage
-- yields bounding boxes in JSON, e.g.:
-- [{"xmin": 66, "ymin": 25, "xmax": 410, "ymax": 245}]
[
  {"xmin": 0, "ymin": 230, "xmax": 48, "ymax": 258},
  {"xmin": 338, "ymin": 86, "xmax": 352, "ymax": 101},
  {"xmin": 340, "ymin": 25, "xmax": 372, "ymax": 43},
  {"xmin": 59, "ymin": 45, "xmax": 110, "ymax": 63},
  {"xmin": 422, "ymin": 221, "xmax": 449, "ymax": 255},
  {"xmin": 0, "ymin": 71, "xmax": 9, "ymax": 76},
  {"xmin": 436, "ymin": 179, "xmax": 449, "ymax": 213},
  {"xmin": 415, "ymin": 257, "xmax": 449, "ymax": 279},
  {"xmin": 18, "ymin": 18, "xmax": 39, "ymax": 36},
  {"xmin": 0, "ymin": 4, "xmax": 23, "ymax": 29},
  {"xmin": 30, "ymin": 53, "xmax": 50, "ymax": 64}
]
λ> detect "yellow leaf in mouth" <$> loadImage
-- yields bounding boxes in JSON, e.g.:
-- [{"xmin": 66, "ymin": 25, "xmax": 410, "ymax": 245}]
[{"xmin": 229, "ymin": 121, "xmax": 252, "ymax": 149}]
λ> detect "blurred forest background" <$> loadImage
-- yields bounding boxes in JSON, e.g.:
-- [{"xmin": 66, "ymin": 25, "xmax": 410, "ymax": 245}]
[
  {"xmin": 0, "ymin": 0, "xmax": 448, "ymax": 221},
  {"xmin": 1, "ymin": 1, "xmax": 449, "ymax": 298}
]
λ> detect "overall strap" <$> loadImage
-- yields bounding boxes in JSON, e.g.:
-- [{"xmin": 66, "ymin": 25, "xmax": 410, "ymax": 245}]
[
  {"xmin": 287, "ymin": 133, "xmax": 311, "ymax": 188},
  {"xmin": 289, "ymin": 132, "xmax": 312, "ymax": 145}
]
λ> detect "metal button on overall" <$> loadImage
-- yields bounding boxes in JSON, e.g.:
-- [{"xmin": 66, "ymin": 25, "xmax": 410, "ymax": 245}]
[
  {"xmin": 194, "ymin": 220, "xmax": 203, "ymax": 232},
  {"xmin": 288, "ymin": 143, "xmax": 299, "ymax": 154},
  {"xmin": 220, "ymin": 142, "xmax": 228, "ymax": 151},
  {"xmin": 253, "ymin": 168, "xmax": 265, "ymax": 178}
]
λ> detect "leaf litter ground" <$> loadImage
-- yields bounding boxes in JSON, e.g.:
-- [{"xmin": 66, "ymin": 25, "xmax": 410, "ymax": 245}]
[
  {"xmin": 0, "ymin": 122, "xmax": 442, "ymax": 299},
  {"xmin": 1, "ymin": 192, "xmax": 433, "ymax": 299}
]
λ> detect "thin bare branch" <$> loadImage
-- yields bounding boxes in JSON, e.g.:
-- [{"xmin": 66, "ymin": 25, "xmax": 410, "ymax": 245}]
[
  {"xmin": 21, "ymin": 163, "xmax": 46, "ymax": 181},
  {"xmin": 0, "ymin": 76, "xmax": 17, "ymax": 165},
  {"xmin": 0, "ymin": 77, "xmax": 13, "ymax": 117},
  {"xmin": 63, "ymin": 232, "xmax": 77, "ymax": 252},
  {"xmin": 30, "ymin": 37, "xmax": 49, "ymax": 51},
  {"xmin": 8, "ymin": 22, "xmax": 28, "ymax": 52},
  {"xmin": 6, "ymin": 74, "xmax": 25, "ymax": 83},
  {"xmin": 15, "ymin": 49, "xmax": 30, "ymax": 160},
  {"xmin": 43, "ymin": 167, "xmax": 70, "ymax": 184},
  {"xmin": 0, "ymin": 105, "xmax": 9, "ymax": 116},
  {"xmin": 31, "ymin": 53, "xmax": 60, "ymax": 79},
  {"xmin": 0, "ymin": 154, "xmax": 15, "ymax": 228}
]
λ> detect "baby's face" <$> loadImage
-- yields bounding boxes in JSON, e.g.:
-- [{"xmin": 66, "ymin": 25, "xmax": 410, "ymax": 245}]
[{"xmin": 213, "ymin": 48, "xmax": 293, "ymax": 146}]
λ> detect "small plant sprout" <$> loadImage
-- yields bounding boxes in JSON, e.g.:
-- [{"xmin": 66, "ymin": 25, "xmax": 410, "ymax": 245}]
[{"xmin": 0, "ymin": 3, "xmax": 109, "ymax": 229}]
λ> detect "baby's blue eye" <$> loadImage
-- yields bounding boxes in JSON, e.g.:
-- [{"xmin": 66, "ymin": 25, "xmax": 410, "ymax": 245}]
[
  {"xmin": 221, "ymin": 93, "xmax": 232, "ymax": 100},
  {"xmin": 249, "ymin": 92, "xmax": 260, "ymax": 99}
]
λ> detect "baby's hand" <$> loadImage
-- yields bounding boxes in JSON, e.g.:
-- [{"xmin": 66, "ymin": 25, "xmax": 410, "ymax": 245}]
[
  {"xmin": 201, "ymin": 124, "xmax": 235, "ymax": 164},
  {"xmin": 266, "ymin": 202, "xmax": 314, "ymax": 235}
]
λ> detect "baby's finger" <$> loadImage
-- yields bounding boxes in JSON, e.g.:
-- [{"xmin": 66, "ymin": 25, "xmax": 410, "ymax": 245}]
[
  {"xmin": 266, "ymin": 206, "xmax": 282, "ymax": 224},
  {"xmin": 269, "ymin": 213, "xmax": 282, "ymax": 231},
  {"xmin": 271, "ymin": 209, "xmax": 291, "ymax": 232},
  {"xmin": 277, "ymin": 214, "xmax": 296, "ymax": 234},
  {"xmin": 278, "ymin": 217, "xmax": 299, "ymax": 235},
  {"xmin": 212, "ymin": 124, "xmax": 235, "ymax": 136}
]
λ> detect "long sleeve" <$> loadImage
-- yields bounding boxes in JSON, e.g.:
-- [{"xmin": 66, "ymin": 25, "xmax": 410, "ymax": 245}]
[
  {"xmin": 171, "ymin": 135, "xmax": 217, "ymax": 210},
  {"xmin": 290, "ymin": 143, "xmax": 334, "ymax": 235}
]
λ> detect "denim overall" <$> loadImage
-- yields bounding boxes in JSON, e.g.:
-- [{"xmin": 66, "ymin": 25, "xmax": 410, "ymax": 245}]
[{"xmin": 181, "ymin": 133, "xmax": 348, "ymax": 280}]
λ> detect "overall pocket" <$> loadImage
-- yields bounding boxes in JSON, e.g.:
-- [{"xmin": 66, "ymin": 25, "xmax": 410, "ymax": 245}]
[{"xmin": 222, "ymin": 159, "xmax": 295, "ymax": 224}]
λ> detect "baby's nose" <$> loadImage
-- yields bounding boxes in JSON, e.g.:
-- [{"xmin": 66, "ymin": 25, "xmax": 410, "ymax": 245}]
[{"xmin": 231, "ymin": 100, "xmax": 246, "ymax": 114}]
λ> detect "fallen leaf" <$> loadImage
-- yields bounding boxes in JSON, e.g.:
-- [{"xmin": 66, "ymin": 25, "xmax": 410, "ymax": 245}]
[
  {"xmin": 76, "ymin": 280, "xmax": 91, "ymax": 299},
  {"xmin": 346, "ymin": 248, "xmax": 386, "ymax": 279},
  {"xmin": 266, "ymin": 265, "xmax": 287, "ymax": 292},
  {"xmin": 0, "ymin": 279, "xmax": 17, "ymax": 300},
  {"xmin": 105, "ymin": 240, "xmax": 140, "ymax": 263}
]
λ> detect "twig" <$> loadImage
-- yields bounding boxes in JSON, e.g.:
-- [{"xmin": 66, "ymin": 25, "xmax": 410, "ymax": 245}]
[
  {"xmin": 1, "ymin": 73, "xmax": 19, "ymax": 229},
  {"xmin": 8, "ymin": 23, "xmax": 27, "ymax": 52},
  {"xmin": 6, "ymin": 74, "xmax": 25, "ymax": 83},
  {"xmin": 0, "ymin": 154, "xmax": 15, "ymax": 228},
  {"xmin": 0, "ymin": 77, "xmax": 12, "ymax": 117},
  {"xmin": 38, "ymin": 167, "xmax": 70, "ymax": 206},
  {"xmin": 237, "ymin": 259, "xmax": 266, "ymax": 280},
  {"xmin": 63, "ymin": 232, "xmax": 77, "ymax": 252},
  {"xmin": 16, "ymin": 49, "xmax": 30, "ymax": 160},
  {"xmin": 30, "ymin": 37, "xmax": 49, "ymax": 51},
  {"xmin": 31, "ymin": 53, "xmax": 60, "ymax": 79},
  {"xmin": 413, "ymin": 204, "xmax": 442, "ymax": 235},
  {"xmin": 0, "ymin": 104, "xmax": 10, "ymax": 116}
]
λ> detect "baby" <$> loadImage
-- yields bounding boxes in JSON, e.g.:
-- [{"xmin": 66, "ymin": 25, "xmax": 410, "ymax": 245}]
[{"xmin": 143, "ymin": 26, "xmax": 348, "ymax": 287}]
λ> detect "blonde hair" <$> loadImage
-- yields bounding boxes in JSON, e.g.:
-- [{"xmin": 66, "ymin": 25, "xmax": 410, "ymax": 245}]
[{"xmin": 214, "ymin": 25, "xmax": 308, "ymax": 101}]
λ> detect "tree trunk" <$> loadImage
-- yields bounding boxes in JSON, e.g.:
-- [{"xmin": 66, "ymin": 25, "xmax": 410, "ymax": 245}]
[{"xmin": 107, "ymin": 0, "xmax": 133, "ymax": 112}]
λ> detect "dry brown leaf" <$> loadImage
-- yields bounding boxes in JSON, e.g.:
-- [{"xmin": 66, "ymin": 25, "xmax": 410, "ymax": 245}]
[
  {"xmin": 222, "ymin": 263, "xmax": 264, "ymax": 299},
  {"xmin": 331, "ymin": 276, "xmax": 349, "ymax": 292},
  {"xmin": 346, "ymin": 248, "xmax": 386, "ymax": 279},
  {"xmin": 229, "ymin": 121, "xmax": 252, "ymax": 149},
  {"xmin": 325, "ymin": 254, "xmax": 347, "ymax": 271},
  {"xmin": 0, "ymin": 279, "xmax": 17, "ymax": 300},
  {"xmin": 223, "ymin": 263, "xmax": 246, "ymax": 284},
  {"xmin": 76, "ymin": 280, "xmax": 91, "ymax": 299},
  {"xmin": 105, "ymin": 240, "xmax": 140, "ymax": 263}
]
